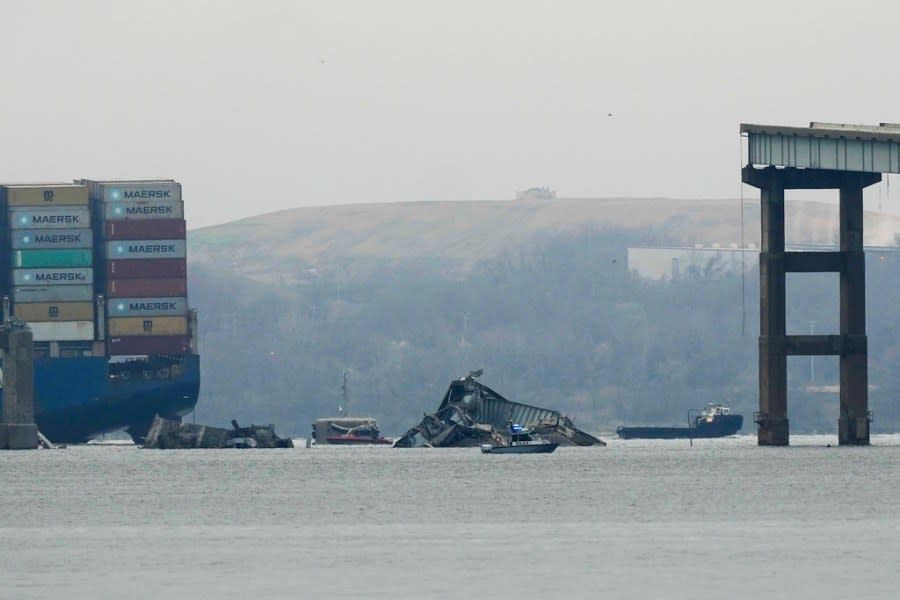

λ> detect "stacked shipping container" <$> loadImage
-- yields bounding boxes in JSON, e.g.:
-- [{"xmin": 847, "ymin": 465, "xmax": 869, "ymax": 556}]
[
  {"xmin": 82, "ymin": 180, "xmax": 190, "ymax": 355},
  {"xmin": 0, "ymin": 184, "xmax": 96, "ymax": 342}
]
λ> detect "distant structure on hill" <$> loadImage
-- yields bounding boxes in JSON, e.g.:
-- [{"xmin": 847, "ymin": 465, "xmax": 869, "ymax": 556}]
[
  {"xmin": 515, "ymin": 187, "xmax": 557, "ymax": 201},
  {"xmin": 628, "ymin": 244, "xmax": 755, "ymax": 280},
  {"xmin": 628, "ymin": 244, "xmax": 900, "ymax": 280}
]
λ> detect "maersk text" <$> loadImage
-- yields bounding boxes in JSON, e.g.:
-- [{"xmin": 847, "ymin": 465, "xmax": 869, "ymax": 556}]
[
  {"xmin": 30, "ymin": 215, "xmax": 81, "ymax": 225},
  {"xmin": 34, "ymin": 233, "xmax": 82, "ymax": 244},
  {"xmin": 126, "ymin": 206, "xmax": 174, "ymax": 215},
  {"xmin": 123, "ymin": 190, "xmax": 171, "ymax": 199},
  {"xmin": 35, "ymin": 273, "xmax": 87, "ymax": 282},
  {"xmin": 128, "ymin": 244, "xmax": 177, "ymax": 253},
  {"xmin": 127, "ymin": 302, "xmax": 178, "ymax": 311}
]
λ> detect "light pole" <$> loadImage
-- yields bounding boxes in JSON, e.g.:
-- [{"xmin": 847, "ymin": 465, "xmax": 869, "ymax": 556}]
[
  {"xmin": 688, "ymin": 408, "xmax": 698, "ymax": 446},
  {"xmin": 809, "ymin": 321, "xmax": 815, "ymax": 384}
]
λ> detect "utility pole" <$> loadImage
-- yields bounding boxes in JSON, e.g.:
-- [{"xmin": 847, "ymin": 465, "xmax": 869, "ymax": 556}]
[
  {"xmin": 809, "ymin": 321, "xmax": 815, "ymax": 384},
  {"xmin": 340, "ymin": 369, "xmax": 350, "ymax": 416}
]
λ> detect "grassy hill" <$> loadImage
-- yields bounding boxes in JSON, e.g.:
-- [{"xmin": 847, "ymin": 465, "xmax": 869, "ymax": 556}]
[
  {"xmin": 184, "ymin": 197, "xmax": 900, "ymax": 436},
  {"xmin": 190, "ymin": 196, "xmax": 900, "ymax": 278}
]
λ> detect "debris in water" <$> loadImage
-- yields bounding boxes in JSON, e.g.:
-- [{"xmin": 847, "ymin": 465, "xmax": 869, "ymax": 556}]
[
  {"xmin": 142, "ymin": 415, "xmax": 294, "ymax": 449},
  {"xmin": 393, "ymin": 370, "xmax": 605, "ymax": 448}
]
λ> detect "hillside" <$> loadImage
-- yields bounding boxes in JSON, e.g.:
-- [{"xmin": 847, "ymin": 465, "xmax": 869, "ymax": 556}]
[
  {"xmin": 189, "ymin": 196, "xmax": 900, "ymax": 280},
  {"xmin": 184, "ymin": 197, "xmax": 900, "ymax": 437}
]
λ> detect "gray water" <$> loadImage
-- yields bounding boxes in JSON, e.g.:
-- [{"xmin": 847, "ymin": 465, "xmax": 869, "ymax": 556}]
[{"xmin": 2, "ymin": 435, "xmax": 900, "ymax": 599}]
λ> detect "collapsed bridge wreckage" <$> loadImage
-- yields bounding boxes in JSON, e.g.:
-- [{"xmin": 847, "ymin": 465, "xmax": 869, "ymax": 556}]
[
  {"xmin": 142, "ymin": 416, "xmax": 294, "ymax": 449},
  {"xmin": 393, "ymin": 370, "xmax": 606, "ymax": 448}
]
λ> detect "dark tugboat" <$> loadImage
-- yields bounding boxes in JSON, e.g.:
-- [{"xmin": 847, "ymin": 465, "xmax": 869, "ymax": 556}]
[{"xmin": 616, "ymin": 403, "xmax": 743, "ymax": 439}]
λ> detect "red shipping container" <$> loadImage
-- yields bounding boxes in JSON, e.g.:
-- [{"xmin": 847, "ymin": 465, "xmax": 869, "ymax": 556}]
[
  {"xmin": 108, "ymin": 335, "xmax": 190, "ymax": 355},
  {"xmin": 105, "ymin": 219, "xmax": 186, "ymax": 240},
  {"xmin": 106, "ymin": 258, "xmax": 187, "ymax": 279},
  {"xmin": 107, "ymin": 278, "xmax": 187, "ymax": 298}
]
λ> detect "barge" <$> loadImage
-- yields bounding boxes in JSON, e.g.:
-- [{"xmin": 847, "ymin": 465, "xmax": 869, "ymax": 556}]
[{"xmin": 616, "ymin": 403, "xmax": 743, "ymax": 439}]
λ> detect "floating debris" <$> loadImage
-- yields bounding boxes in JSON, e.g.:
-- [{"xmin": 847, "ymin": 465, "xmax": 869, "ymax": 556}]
[
  {"xmin": 393, "ymin": 370, "xmax": 605, "ymax": 448},
  {"xmin": 142, "ymin": 416, "xmax": 293, "ymax": 449}
]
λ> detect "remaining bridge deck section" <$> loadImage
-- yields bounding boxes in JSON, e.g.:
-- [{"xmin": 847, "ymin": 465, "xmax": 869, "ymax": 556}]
[{"xmin": 742, "ymin": 122, "xmax": 900, "ymax": 175}]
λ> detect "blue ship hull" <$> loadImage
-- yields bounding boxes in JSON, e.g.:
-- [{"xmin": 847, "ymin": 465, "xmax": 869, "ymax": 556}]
[{"xmin": 2, "ymin": 354, "xmax": 200, "ymax": 444}]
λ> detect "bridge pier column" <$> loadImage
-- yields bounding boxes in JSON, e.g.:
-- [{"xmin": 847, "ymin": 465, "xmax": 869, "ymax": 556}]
[
  {"xmin": 756, "ymin": 171, "xmax": 789, "ymax": 445},
  {"xmin": 758, "ymin": 337, "xmax": 789, "ymax": 445},
  {"xmin": 839, "ymin": 183, "xmax": 869, "ymax": 445},
  {"xmin": 0, "ymin": 321, "xmax": 38, "ymax": 450}
]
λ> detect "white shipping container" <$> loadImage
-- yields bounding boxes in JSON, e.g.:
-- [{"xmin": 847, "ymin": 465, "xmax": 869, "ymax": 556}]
[
  {"xmin": 104, "ymin": 240, "xmax": 186, "ymax": 260},
  {"xmin": 13, "ymin": 285, "xmax": 94, "ymax": 303},
  {"xmin": 81, "ymin": 180, "xmax": 182, "ymax": 203},
  {"xmin": 28, "ymin": 321, "xmax": 95, "ymax": 341},
  {"xmin": 103, "ymin": 198, "xmax": 184, "ymax": 220},
  {"xmin": 108, "ymin": 296, "xmax": 188, "ymax": 317},
  {"xmin": 12, "ymin": 228, "xmax": 93, "ymax": 249},
  {"xmin": 10, "ymin": 207, "xmax": 91, "ymax": 230},
  {"xmin": 13, "ymin": 268, "xmax": 93, "ymax": 286}
]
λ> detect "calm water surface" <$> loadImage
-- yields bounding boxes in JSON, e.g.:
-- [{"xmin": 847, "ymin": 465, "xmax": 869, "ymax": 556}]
[{"xmin": 2, "ymin": 434, "xmax": 899, "ymax": 599}]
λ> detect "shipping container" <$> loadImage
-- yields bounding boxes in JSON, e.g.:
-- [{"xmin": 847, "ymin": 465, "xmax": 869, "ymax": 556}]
[
  {"xmin": 13, "ymin": 249, "xmax": 92, "ymax": 268},
  {"xmin": 13, "ymin": 268, "xmax": 93, "ymax": 286},
  {"xmin": 13, "ymin": 285, "xmax": 94, "ymax": 303},
  {"xmin": 10, "ymin": 207, "xmax": 91, "ymax": 230},
  {"xmin": 102, "ymin": 198, "xmax": 184, "ymax": 221},
  {"xmin": 107, "ymin": 316, "xmax": 188, "ymax": 336},
  {"xmin": 104, "ymin": 239, "xmax": 186, "ymax": 260},
  {"xmin": 80, "ymin": 180, "xmax": 182, "ymax": 203},
  {"xmin": 104, "ymin": 219, "xmax": 186, "ymax": 240},
  {"xmin": 107, "ymin": 335, "xmax": 190, "ymax": 356},
  {"xmin": 29, "ymin": 321, "xmax": 95, "ymax": 342},
  {"xmin": 108, "ymin": 296, "xmax": 188, "ymax": 317},
  {"xmin": 1, "ymin": 184, "xmax": 88, "ymax": 207},
  {"xmin": 13, "ymin": 302, "xmax": 94, "ymax": 322},
  {"xmin": 106, "ymin": 278, "xmax": 187, "ymax": 297},
  {"xmin": 11, "ymin": 228, "xmax": 93, "ymax": 249},
  {"xmin": 105, "ymin": 258, "xmax": 187, "ymax": 279}
]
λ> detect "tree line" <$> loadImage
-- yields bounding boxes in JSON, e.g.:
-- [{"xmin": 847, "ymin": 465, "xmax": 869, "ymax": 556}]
[{"xmin": 188, "ymin": 226, "xmax": 900, "ymax": 436}]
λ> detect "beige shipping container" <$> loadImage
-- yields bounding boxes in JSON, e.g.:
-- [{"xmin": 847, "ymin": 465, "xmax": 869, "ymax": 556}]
[
  {"xmin": 30, "ymin": 321, "xmax": 95, "ymax": 341},
  {"xmin": 107, "ymin": 316, "xmax": 188, "ymax": 336},
  {"xmin": 14, "ymin": 302, "xmax": 94, "ymax": 322},
  {"xmin": 3, "ymin": 184, "xmax": 89, "ymax": 207}
]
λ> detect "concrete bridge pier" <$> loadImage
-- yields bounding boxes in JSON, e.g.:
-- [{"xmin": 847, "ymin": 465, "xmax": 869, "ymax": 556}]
[
  {"xmin": 838, "ymin": 182, "xmax": 871, "ymax": 445},
  {"xmin": 751, "ymin": 167, "xmax": 789, "ymax": 445},
  {"xmin": 0, "ymin": 320, "xmax": 38, "ymax": 450},
  {"xmin": 743, "ymin": 165, "xmax": 879, "ymax": 446}
]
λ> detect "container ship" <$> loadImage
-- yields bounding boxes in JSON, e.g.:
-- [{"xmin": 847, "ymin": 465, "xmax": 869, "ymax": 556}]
[{"xmin": 0, "ymin": 180, "xmax": 199, "ymax": 443}]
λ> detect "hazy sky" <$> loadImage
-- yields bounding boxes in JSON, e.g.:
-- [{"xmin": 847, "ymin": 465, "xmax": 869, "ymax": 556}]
[{"xmin": 4, "ymin": 0, "xmax": 900, "ymax": 228}]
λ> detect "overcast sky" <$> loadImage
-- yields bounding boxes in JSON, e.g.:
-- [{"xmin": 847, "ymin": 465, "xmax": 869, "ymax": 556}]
[{"xmin": 3, "ymin": 0, "xmax": 900, "ymax": 228}]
